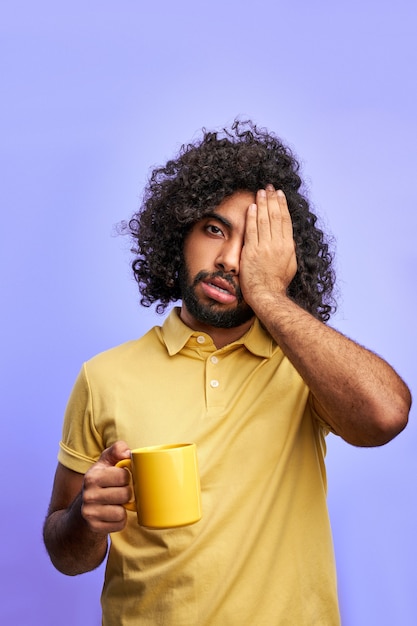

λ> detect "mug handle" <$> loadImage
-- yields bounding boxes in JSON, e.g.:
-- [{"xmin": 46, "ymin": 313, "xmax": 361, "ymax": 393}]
[{"xmin": 116, "ymin": 458, "xmax": 137, "ymax": 511}]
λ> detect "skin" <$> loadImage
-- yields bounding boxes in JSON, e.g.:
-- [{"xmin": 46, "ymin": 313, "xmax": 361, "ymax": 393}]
[{"xmin": 43, "ymin": 186, "xmax": 412, "ymax": 575}]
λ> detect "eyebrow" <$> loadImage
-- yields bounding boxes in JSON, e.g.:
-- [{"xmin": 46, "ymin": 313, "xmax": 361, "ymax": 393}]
[{"xmin": 203, "ymin": 212, "xmax": 233, "ymax": 230}]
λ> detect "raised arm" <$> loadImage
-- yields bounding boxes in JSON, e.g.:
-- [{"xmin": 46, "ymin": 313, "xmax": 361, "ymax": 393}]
[
  {"xmin": 43, "ymin": 442, "xmax": 131, "ymax": 575},
  {"xmin": 240, "ymin": 187, "xmax": 411, "ymax": 446}
]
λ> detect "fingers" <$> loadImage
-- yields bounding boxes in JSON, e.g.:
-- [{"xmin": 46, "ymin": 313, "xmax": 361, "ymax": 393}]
[
  {"xmin": 245, "ymin": 185, "xmax": 293, "ymax": 245},
  {"xmin": 244, "ymin": 188, "xmax": 274, "ymax": 246},
  {"xmin": 84, "ymin": 464, "xmax": 131, "ymax": 492},
  {"xmin": 244, "ymin": 202, "xmax": 259, "ymax": 246},
  {"xmin": 82, "ymin": 499, "xmax": 128, "ymax": 534},
  {"xmin": 255, "ymin": 185, "xmax": 293, "ymax": 239},
  {"xmin": 81, "ymin": 467, "xmax": 132, "ymax": 532},
  {"xmin": 275, "ymin": 188, "xmax": 294, "ymax": 242},
  {"xmin": 254, "ymin": 189, "xmax": 272, "ymax": 240},
  {"xmin": 81, "ymin": 441, "xmax": 133, "ymax": 533},
  {"xmin": 99, "ymin": 440, "xmax": 131, "ymax": 467}
]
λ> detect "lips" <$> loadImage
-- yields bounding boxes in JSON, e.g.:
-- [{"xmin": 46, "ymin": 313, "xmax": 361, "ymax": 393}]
[{"xmin": 200, "ymin": 276, "xmax": 238, "ymax": 304}]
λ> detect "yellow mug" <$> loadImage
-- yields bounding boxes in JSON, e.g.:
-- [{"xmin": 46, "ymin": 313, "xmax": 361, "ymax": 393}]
[{"xmin": 116, "ymin": 443, "xmax": 202, "ymax": 529}]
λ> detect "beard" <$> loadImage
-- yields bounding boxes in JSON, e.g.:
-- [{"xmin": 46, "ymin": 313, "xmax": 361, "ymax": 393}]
[{"xmin": 179, "ymin": 266, "xmax": 254, "ymax": 329}]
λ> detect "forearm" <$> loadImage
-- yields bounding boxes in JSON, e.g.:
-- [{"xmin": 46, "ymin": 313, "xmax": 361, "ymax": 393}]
[
  {"xmin": 43, "ymin": 492, "xmax": 108, "ymax": 576},
  {"xmin": 256, "ymin": 294, "xmax": 411, "ymax": 446}
]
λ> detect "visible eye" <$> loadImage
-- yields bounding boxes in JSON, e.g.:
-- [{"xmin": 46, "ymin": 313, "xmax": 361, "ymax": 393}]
[{"xmin": 205, "ymin": 224, "xmax": 224, "ymax": 237}]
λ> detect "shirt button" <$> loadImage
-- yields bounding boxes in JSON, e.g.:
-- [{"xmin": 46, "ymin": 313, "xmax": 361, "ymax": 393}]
[
  {"xmin": 210, "ymin": 356, "xmax": 218, "ymax": 364},
  {"xmin": 197, "ymin": 336, "xmax": 205, "ymax": 344},
  {"xmin": 210, "ymin": 379, "xmax": 219, "ymax": 388}
]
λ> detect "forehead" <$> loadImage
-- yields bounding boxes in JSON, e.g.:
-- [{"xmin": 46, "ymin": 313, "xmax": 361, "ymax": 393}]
[{"xmin": 206, "ymin": 190, "xmax": 255, "ymax": 225}]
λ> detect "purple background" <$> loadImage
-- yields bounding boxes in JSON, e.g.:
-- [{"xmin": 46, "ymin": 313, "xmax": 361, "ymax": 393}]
[{"xmin": 1, "ymin": 1, "xmax": 416, "ymax": 624}]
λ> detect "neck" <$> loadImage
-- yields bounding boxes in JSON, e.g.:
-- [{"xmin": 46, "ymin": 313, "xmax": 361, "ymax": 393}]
[{"xmin": 179, "ymin": 308, "xmax": 254, "ymax": 349}]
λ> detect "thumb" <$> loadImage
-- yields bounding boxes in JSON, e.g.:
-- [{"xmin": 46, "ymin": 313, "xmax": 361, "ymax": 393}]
[{"xmin": 99, "ymin": 441, "xmax": 131, "ymax": 467}]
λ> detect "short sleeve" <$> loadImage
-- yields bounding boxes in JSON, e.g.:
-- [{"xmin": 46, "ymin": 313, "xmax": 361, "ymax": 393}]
[{"xmin": 58, "ymin": 363, "xmax": 104, "ymax": 473}]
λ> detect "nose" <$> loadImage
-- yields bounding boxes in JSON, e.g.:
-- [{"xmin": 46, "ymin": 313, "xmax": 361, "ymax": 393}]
[{"xmin": 215, "ymin": 240, "xmax": 241, "ymax": 275}]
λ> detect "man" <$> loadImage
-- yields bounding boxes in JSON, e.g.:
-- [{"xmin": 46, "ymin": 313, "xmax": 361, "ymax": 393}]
[{"xmin": 43, "ymin": 120, "xmax": 411, "ymax": 625}]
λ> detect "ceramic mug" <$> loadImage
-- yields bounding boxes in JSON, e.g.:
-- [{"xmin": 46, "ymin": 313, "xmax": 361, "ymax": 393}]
[{"xmin": 116, "ymin": 443, "xmax": 202, "ymax": 529}]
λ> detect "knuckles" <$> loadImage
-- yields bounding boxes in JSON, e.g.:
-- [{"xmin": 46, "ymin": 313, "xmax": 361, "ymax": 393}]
[{"xmin": 84, "ymin": 464, "xmax": 130, "ymax": 490}]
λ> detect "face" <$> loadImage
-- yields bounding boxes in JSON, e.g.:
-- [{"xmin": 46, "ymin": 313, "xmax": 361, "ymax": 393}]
[{"xmin": 179, "ymin": 191, "xmax": 255, "ymax": 330}]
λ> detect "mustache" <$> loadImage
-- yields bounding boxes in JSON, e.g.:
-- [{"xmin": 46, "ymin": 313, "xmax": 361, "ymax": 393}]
[{"xmin": 192, "ymin": 270, "xmax": 243, "ymax": 301}]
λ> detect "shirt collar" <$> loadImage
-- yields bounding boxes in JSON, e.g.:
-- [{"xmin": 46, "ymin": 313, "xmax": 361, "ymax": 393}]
[{"xmin": 161, "ymin": 307, "xmax": 276, "ymax": 358}]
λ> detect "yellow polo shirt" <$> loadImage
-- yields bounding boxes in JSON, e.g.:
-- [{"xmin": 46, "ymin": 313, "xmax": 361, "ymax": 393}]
[{"xmin": 59, "ymin": 308, "xmax": 340, "ymax": 625}]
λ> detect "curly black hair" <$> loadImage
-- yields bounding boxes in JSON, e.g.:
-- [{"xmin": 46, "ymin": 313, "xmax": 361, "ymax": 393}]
[{"xmin": 128, "ymin": 119, "xmax": 336, "ymax": 322}]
